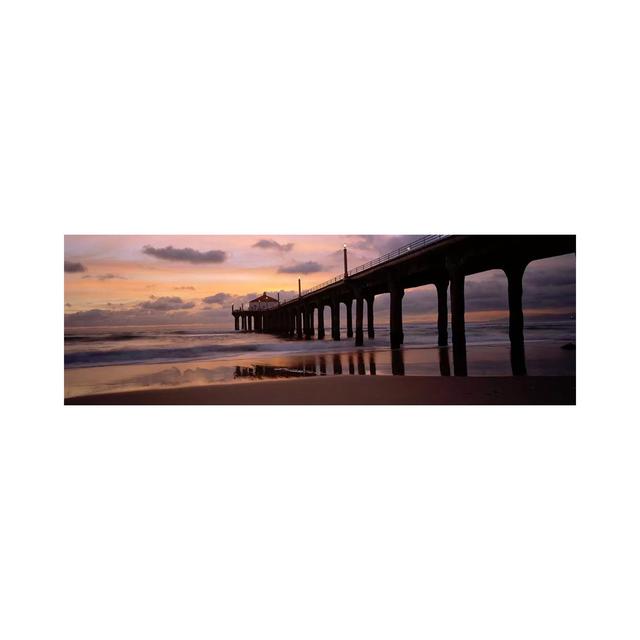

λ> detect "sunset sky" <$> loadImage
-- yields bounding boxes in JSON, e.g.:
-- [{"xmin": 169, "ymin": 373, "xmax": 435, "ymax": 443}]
[{"xmin": 64, "ymin": 235, "xmax": 576, "ymax": 328}]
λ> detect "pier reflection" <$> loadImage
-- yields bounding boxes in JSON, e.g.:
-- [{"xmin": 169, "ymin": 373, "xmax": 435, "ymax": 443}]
[
  {"xmin": 357, "ymin": 352, "xmax": 366, "ymax": 375},
  {"xmin": 510, "ymin": 342, "xmax": 527, "ymax": 376},
  {"xmin": 438, "ymin": 347, "xmax": 451, "ymax": 376},
  {"xmin": 234, "ymin": 364, "xmax": 316, "ymax": 379},
  {"xmin": 391, "ymin": 349, "xmax": 405, "ymax": 375},
  {"xmin": 231, "ymin": 342, "xmax": 535, "ymax": 381}
]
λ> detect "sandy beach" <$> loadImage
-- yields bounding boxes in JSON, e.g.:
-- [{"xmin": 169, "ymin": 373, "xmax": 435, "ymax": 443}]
[{"xmin": 65, "ymin": 375, "xmax": 576, "ymax": 405}]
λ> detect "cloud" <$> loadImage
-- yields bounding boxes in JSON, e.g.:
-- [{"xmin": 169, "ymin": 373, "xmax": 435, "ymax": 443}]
[
  {"xmin": 142, "ymin": 245, "xmax": 227, "ymax": 264},
  {"xmin": 278, "ymin": 261, "xmax": 324, "ymax": 274},
  {"xmin": 202, "ymin": 293, "xmax": 232, "ymax": 305},
  {"xmin": 65, "ymin": 309, "xmax": 113, "ymax": 324},
  {"xmin": 253, "ymin": 239, "xmax": 294, "ymax": 252},
  {"xmin": 522, "ymin": 255, "xmax": 575, "ymax": 310},
  {"xmin": 81, "ymin": 273, "xmax": 126, "ymax": 281},
  {"xmin": 347, "ymin": 235, "xmax": 423, "ymax": 255},
  {"xmin": 327, "ymin": 248, "xmax": 370, "ymax": 268},
  {"xmin": 364, "ymin": 259, "xmax": 575, "ymax": 317},
  {"xmin": 64, "ymin": 301, "xmax": 229, "ymax": 327},
  {"xmin": 64, "ymin": 260, "xmax": 87, "ymax": 273},
  {"xmin": 138, "ymin": 296, "xmax": 195, "ymax": 311},
  {"xmin": 63, "ymin": 250, "xmax": 575, "ymax": 332},
  {"xmin": 348, "ymin": 235, "xmax": 377, "ymax": 251}
]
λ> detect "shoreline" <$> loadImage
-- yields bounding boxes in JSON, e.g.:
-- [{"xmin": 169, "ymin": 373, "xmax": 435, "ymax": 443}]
[
  {"xmin": 64, "ymin": 341, "xmax": 576, "ymax": 399},
  {"xmin": 65, "ymin": 375, "xmax": 576, "ymax": 405}
]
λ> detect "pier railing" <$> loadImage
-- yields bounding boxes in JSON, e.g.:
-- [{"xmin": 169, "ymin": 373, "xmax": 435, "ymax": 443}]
[{"xmin": 280, "ymin": 234, "xmax": 450, "ymax": 304}]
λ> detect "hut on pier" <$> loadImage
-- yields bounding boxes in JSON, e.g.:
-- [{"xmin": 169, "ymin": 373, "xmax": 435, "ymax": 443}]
[{"xmin": 248, "ymin": 292, "xmax": 279, "ymax": 311}]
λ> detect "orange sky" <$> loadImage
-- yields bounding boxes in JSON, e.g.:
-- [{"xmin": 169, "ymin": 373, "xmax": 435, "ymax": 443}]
[
  {"xmin": 65, "ymin": 235, "xmax": 370, "ymax": 310},
  {"xmin": 64, "ymin": 235, "xmax": 576, "ymax": 327}
]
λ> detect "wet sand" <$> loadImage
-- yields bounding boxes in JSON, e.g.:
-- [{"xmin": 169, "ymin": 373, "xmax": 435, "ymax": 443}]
[
  {"xmin": 64, "ymin": 342, "xmax": 576, "ymax": 399},
  {"xmin": 65, "ymin": 375, "xmax": 576, "ymax": 405}
]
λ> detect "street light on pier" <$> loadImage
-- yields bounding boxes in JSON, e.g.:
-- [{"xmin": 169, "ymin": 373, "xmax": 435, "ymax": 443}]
[{"xmin": 343, "ymin": 244, "xmax": 348, "ymax": 277}]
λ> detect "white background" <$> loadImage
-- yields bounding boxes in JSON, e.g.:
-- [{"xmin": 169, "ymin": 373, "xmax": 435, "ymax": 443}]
[{"xmin": 1, "ymin": 1, "xmax": 639, "ymax": 638}]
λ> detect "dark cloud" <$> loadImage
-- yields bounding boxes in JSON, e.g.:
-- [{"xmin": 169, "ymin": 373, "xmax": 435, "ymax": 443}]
[
  {"xmin": 347, "ymin": 235, "xmax": 422, "ymax": 254},
  {"xmin": 64, "ymin": 251, "xmax": 575, "ymax": 331},
  {"xmin": 142, "ymin": 245, "xmax": 227, "ymax": 264},
  {"xmin": 81, "ymin": 274, "xmax": 126, "ymax": 281},
  {"xmin": 138, "ymin": 296, "xmax": 195, "ymax": 311},
  {"xmin": 463, "ymin": 273, "xmax": 509, "ymax": 311},
  {"xmin": 202, "ymin": 293, "xmax": 232, "ymax": 305},
  {"xmin": 348, "ymin": 235, "xmax": 377, "ymax": 251},
  {"xmin": 64, "ymin": 300, "xmax": 234, "ymax": 327},
  {"xmin": 328, "ymin": 248, "xmax": 371, "ymax": 268},
  {"xmin": 65, "ymin": 309, "xmax": 113, "ymax": 324},
  {"xmin": 253, "ymin": 239, "xmax": 294, "ymax": 252},
  {"xmin": 362, "ymin": 258, "xmax": 575, "ymax": 318},
  {"xmin": 318, "ymin": 256, "xmax": 574, "ymax": 325},
  {"xmin": 522, "ymin": 255, "xmax": 575, "ymax": 310},
  {"xmin": 278, "ymin": 261, "xmax": 324, "ymax": 274},
  {"xmin": 64, "ymin": 260, "xmax": 87, "ymax": 273}
]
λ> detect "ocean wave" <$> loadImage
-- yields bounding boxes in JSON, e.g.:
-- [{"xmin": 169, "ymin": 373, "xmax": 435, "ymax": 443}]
[
  {"xmin": 64, "ymin": 321, "xmax": 575, "ymax": 369},
  {"xmin": 64, "ymin": 330, "xmax": 228, "ymax": 342},
  {"xmin": 65, "ymin": 333, "xmax": 142, "ymax": 343},
  {"xmin": 64, "ymin": 343, "xmax": 263, "ymax": 368}
]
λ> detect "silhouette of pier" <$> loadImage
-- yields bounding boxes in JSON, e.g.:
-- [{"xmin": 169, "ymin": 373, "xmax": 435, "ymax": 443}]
[{"xmin": 232, "ymin": 234, "xmax": 576, "ymax": 376}]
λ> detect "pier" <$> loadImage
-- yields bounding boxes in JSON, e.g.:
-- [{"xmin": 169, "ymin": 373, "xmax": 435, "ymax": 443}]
[{"xmin": 231, "ymin": 234, "xmax": 576, "ymax": 376}]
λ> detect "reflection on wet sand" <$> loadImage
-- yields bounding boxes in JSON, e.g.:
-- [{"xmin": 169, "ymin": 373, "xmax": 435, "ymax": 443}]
[
  {"xmin": 65, "ymin": 341, "xmax": 575, "ymax": 398},
  {"xmin": 234, "ymin": 364, "xmax": 316, "ymax": 379},
  {"xmin": 120, "ymin": 365, "xmax": 222, "ymax": 386},
  {"xmin": 229, "ymin": 351, "xmax": 406, "ymax": 380},
  {"xmin": 391, "ymin": 349, "xmax": 405, "ymax": 375},
  {"xmin": 104, "ymin": 347, "xmax": 535, "ymax": 388},
  {"xmin": 439, "ymin": 347, "xmax": 451, "ymax": 376},
  {"xmin": 510, "ymin": 342, "xmax": 527, "ymax": 376},
  {"xmin": 199, "ymin": 345, "xmax": 520, "ymax": 381},
  {"xmin": 357, "ymin": 352, "xmax": 366, "ymax": 375},
  {"xmin": 234, "ymin": 350, "xmax": 409, "ymax": 380}
]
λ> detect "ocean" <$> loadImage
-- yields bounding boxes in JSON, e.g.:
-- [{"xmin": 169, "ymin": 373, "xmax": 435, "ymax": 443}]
[{"xmin": 64, "ymin": 320, "xmax": 576, "ymax": 398}]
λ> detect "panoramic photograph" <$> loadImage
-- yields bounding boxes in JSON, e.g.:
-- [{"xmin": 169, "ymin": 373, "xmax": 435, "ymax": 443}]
[{"xmin": 64, "ymin": 234, "xmax": 576, "ymax": 404}]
